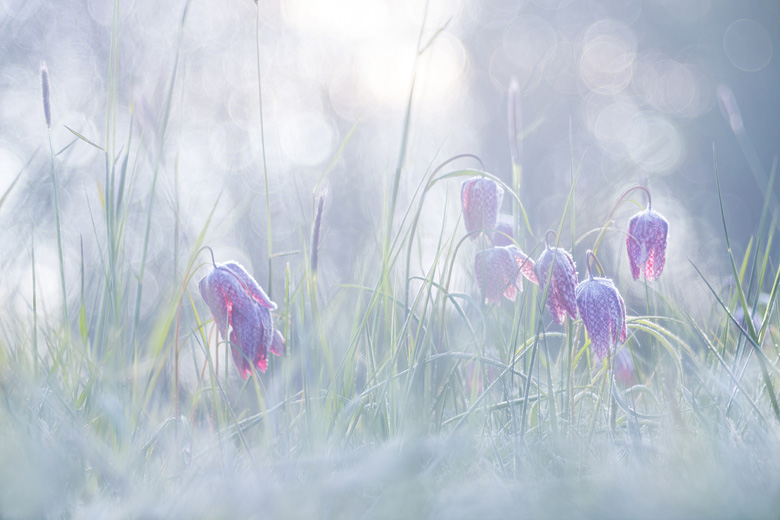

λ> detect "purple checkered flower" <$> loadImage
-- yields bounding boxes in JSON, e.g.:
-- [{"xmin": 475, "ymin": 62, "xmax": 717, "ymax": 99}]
[
  {"xmin": 627, "ymin": 207, "xmax": 668, "ymax": 281},
  {"xmin": 475, "ymin": 246, "xmax": 537, "ymax": 304},
  {"xmin": 199, "ymin": 260, "xmax": 284, "ymax": 378},
  {"xmin": 461, "ymin": 177, "xmax": 503, "ymax": 239},
  {"xmin": 575, "ymin": 251, "xmax": 627, "ymax": 361},
  {"xmin": 533, "ymin": 234, "xmax": 578, "ymax": 325}
]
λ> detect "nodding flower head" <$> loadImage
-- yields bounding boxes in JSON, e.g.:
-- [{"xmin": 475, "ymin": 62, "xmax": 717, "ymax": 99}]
[
  {"xmin": 622, "ymin": 188, "xmax": 668, "ymax": 281},
  {"xmin": 40, "ymin": 61, "xmax": 51, "ymax": 129},
  {"xmin": 533, "ymin": 232, "xmax": 578, "ymax": 325},
  {"xmin": 199, "ymin": 260, "xmax": 284, "ymax": 378},
  {"xmin": 575, "ymin": 251, "xmax": 627, "ymax": 361},
  {"xmin": 475, "ymin": 246, "xmax": 537, "ymax": 304},
  {"xmin": 461, "ymin": 177, "xmax": 503, "ymax": 239},
  {"xmin": 627, "ymin": 208, "xmax": 668, "ymax": 281}
]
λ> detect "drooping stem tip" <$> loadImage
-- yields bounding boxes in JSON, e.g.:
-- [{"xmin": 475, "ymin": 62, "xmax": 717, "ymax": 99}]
[
  {"xmin": 199, "ymin": 246, "xmax": 217, "ymax": 268},
  {"xmin": 585, "ymin": 250, "xmax": 604, "ymax": 280}
]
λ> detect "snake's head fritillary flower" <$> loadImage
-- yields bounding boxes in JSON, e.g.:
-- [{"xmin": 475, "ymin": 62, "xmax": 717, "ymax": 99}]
[
  {"xmin": 533, "ymin": 234, "xmax": 578, "ymax": 325},
  {"xmin": 475, "ymin": 246, "xmax": 537, "ymax": 304},
  {"xmin": 492, "ymin": 214, "xmax": 514, "ymax": 247},
  {"xmin": 575, "ymin": 252, "xmax": 627, "ymax": 361},
  {"xmin": 199, "ymin": 261, "xmax": 284, "ymax": 378},
  {"xmin": 461, "ymin": 177, "xmax": 503, "ymax": 239},
  {"xmin": 627, "ymin": 208, "xmax": 668, "ymax": 281}
]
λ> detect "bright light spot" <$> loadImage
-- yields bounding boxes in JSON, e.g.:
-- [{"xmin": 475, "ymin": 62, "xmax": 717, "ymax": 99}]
[
  {"xmin": 282, "ymin": 0, "xmax": 391, "ymax": 42},
  {"xmin": 328, "ymin": 64, "xmax": 364, "ymax": 120},
  {"xmin": 210, "ymin": 122, "xmax": 258, "ymax": 171},
  {"xmin": 716, "ymin": 84, "xmax": 744, "ymax": 134},
  {"xmin": 227, "ymin": 82, "xmax": 261, "ymax": 130},
  {"xmin": 87, "ymin": 0, "xmax": 135, "ymax": 26},
  {"xmin": 501, "ymin": 15, "xmax": 558, "ymax": 93},
  {"xmin": 186, "ymin": 0, "xmax": 232, "ymax": 43},
  {"xmin": 1, "ymin": 0, "xmax": 43, "ymax": 21},
  {"xmin": 579, "ymin": 20, "xmax": 636, "ymax": 95},
  {"xmin": 17, "ymin": 247, "xmax": 62, "ymax": 318},
  {"xmin": 639, "ymin": 60, "xmax": 707, "ymax": 117},
  {"xmin": 589, "ymin": 0, "xmax": 642, "ymax": 25},
  {"xmin": 593, "ymin": 99, "xmax": 641, "ymax": 151},
  {"xmin": 0, "ymin": 145, "xmax": 22, "ymax": 194},
  {"xmin": 87, "ymin": 0, "xmax": 112, "ymax": 26},
  {"xmin": 397, "ymin": 0, "xmax": 463, "ymax": 29},
  {"xmin": 416, "ymin": 33, "xmax": 468, "ymax": 108},
  {"xmin": 544, "ymin": 41, "xmax": 578, "ymax": 94},
  {"xmin": 359, "ymin": 39, "xmax": 415, "ymax": 106},
  {"xmin": 466, "ymin": 0, "xmax": 523, "ymax": 29},
  {"xmin": 626, "ymin": 113, "xmax": 682, "ymax": 174},
  {"xmin": 724, "ymin": 19, "xmax": 773, "ymax": 72},
  {"xmin": 279, "ymin": 111, "xmax": 337, "ymax": 167},
  {"xmin": 0, "ymin": 72, "xmax": 38, "ymax": 138},
  {"xmin": 531, "ymin": 0, "xmax": 575, "ymax": 9}
]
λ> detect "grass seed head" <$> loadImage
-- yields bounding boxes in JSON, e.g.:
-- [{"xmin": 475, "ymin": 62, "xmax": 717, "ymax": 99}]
[
  {"xmin": 311, "ymin": 192, "xmax": 325, "ymax": 273},
  {"xmin": 40, "ymin": 61, "xmax": 51, "ymax": 129}
]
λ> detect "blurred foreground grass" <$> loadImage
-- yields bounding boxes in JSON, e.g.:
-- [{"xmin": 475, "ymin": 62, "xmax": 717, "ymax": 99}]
[{"xmin": 2, "ymin": 3, "xmax": 780, "ymax": 518}]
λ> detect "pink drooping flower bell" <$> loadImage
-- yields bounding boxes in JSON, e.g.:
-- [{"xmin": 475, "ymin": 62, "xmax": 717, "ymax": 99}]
[
  {"xmin": 624, "ymin": 188, "xmax": 668, "ymax": 281},
  {"xmin": 461, "ymin": 177, "xmax": 503, "ymax": 239},
  {"xmin": 199, "ymin": 259, "xmax": 284, "ymax": 378},
  {"xmin": 475, "ymin": 246, "xmax": 537, "ymax": 304},
  {"xmin": 575, "ymin": 251, "xmax": 627, "ymax": 361},
  {"xmin": 533, "ymin": 232, "xmax": 578, "ymax": 325}
]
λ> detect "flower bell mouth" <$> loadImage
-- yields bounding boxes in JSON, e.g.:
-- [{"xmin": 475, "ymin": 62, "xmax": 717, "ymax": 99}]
[
  {"xmin": 461, "ymin": 177, "xmax": 504, "ymax": 239},
  {"xmin": 199, "ymin": 260, "xmax": 284, "ymax": 378}
]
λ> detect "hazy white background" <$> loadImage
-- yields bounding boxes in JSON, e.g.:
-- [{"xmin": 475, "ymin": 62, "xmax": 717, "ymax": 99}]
[{"xmin": 0, "ymin": 0, "xmax": 777, "ymax": 327}]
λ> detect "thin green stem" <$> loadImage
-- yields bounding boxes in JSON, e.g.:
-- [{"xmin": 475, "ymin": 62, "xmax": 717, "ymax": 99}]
[{"xmin": 255, "ymin": 5, "xmax": 274, "ymax": 296}]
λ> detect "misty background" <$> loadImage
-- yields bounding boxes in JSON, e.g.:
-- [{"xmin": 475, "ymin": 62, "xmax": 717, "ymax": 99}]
[{"xmin": 0, "ymin": 0, "xmax": 777, "ymax": 335}]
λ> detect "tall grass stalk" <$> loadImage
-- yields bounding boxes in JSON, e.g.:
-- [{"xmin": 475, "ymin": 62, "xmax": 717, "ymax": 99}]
[
  {"xmin": 712, "ymin": 145, "xmax": 780, "ymax": 420},
  {"xmin": 255, "ymin": 4, "xmax": 274, "ymax": 296},
  {"xmin": 41, "ymin": 62, "xmax": 69, "ymax": 331},
  {"xmin": 131, "ymin": 1, "xmax": 190, "ymax": 353}
]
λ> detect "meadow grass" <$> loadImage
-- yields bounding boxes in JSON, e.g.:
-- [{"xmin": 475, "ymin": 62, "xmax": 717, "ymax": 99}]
[{"xmin": 2, "ymin": 4, "xmax": 780, "ymax": 519}]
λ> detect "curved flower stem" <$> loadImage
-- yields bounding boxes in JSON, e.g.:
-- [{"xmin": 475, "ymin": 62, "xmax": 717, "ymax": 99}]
[
  {"xmin": 255, "ymin": 3, "xmax": 274, "ymax": 296},
  {"xmin": 198, "ymin": 246, "xmax": 217, "ymax": 268},
  {"xmin": 404, "ymin": 153, "xmax": 484, "ymax": 314},
  {"xmin": 592, "ymin": 185, "xmax": 651, "ymax": 255},
  {"xmin": 544, "ymin": 229, "xmax": 557, "ymax": 250},
  {"xmin": 618, "ymin": 185, "xmax": 652, "ymax": 211},
  {"xmin": 584, "ymin": 250, "xmax": 605, "ymax": 280}
]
